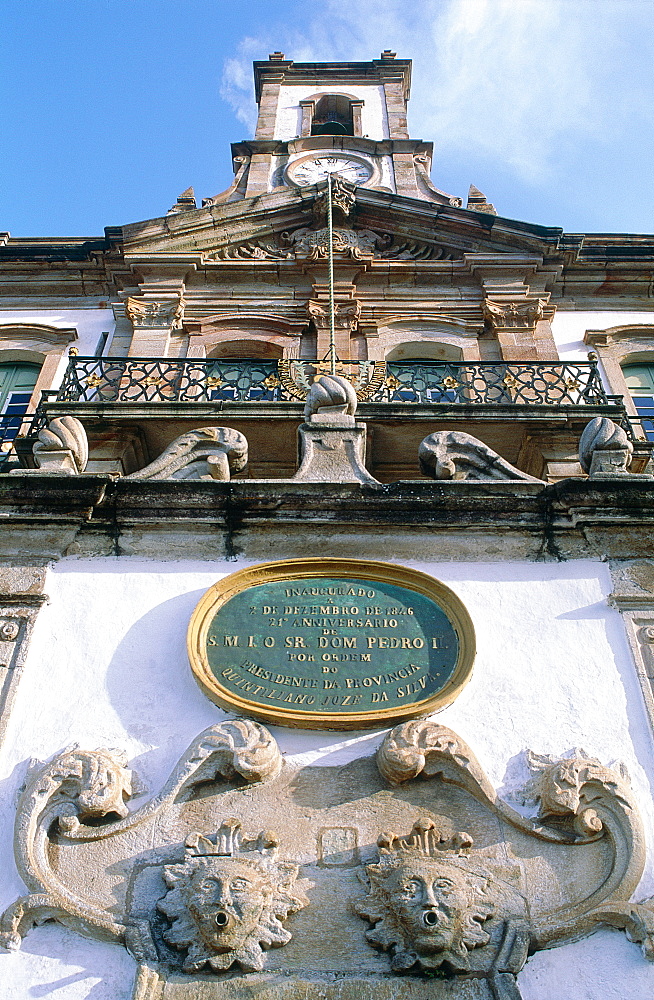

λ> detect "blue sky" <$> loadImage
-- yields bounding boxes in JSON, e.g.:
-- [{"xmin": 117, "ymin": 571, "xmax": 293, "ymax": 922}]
[{"xmin": 2, "ymin": 0, "xmax": 653, "ymax": 237}]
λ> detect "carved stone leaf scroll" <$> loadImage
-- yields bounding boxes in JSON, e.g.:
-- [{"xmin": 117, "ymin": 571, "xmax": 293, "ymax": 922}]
[
  {"xmin": 0, "ymin": 720, "xmax": 281, "ymax": 951},
  {"xmin": 1, "ymin": 717, "xmax": 652, "ymax": 1000},
  {"xmin": 211, "ymin": 228, "xmax": 462, "ymax": 263},
  {"xmin": 126, "ymin": 427, "xmax": 248, "ymax": 481},
  {"xmin": 419, "ymin": 430, "xmax": 544, "ymax": 482}
]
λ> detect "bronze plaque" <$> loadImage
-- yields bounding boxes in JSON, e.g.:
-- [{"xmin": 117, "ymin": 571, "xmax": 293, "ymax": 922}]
[{"xmin": 187, "ymin": 559, "xmax": 475, "ymax": 730}]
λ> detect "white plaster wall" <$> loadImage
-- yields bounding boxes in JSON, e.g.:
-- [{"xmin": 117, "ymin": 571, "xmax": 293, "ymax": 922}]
[
  {"xmin": 274, "ymin": 84, "xmax": 389, "ymax": 140},
  {"xmin": 551, "ymin": 310, "xmax": 654, "ymax": 360},
  {"xmin": 1, "ymin": 556, "xmax": 654, "ymax": 998},
  {"xmin": 0, "ymin": 309, "xmax": 116, "ymax": 389}
]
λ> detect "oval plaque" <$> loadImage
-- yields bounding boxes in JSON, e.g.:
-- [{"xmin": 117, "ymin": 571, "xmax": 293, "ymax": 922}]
[{"xmin": 187, "ymin": 559, "xmax": 475, "ymax": 730}]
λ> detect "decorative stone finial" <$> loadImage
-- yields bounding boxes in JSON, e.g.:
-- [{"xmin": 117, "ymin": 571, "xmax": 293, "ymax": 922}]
[
  {"xmin": 303, "ymin": 374, "xmax": 358, "ymax": 422},
  {"xmin": 32, "ymin": 416, "xmax": 88, "ymax": 474},
  {"xmin": 579, "ymin": 416, "xmax": 633, "ymax": 476},
  {"xmin": 467, "ymin": 185, "xmax": 496, "ymax": 215},
  {"xmin": 168, "ymin": 186, "xmax": 197, "ymax": 215}
]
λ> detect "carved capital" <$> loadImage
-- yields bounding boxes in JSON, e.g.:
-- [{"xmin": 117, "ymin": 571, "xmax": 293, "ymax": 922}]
[
  {"xmin": 483, "ymin": 297, "xmax": 544, "ymax": 330},
  {"xmin": 126, "ymin": 296, "xmax": 185, "ymax": 331},
  {"xmin": 308, "ymin": 299, "xmax": 361, "ymax": 331}
]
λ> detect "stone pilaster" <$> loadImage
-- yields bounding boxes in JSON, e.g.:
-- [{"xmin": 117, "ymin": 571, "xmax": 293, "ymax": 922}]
[
  {"xmin": 308, "ymin": 284, "xmax": 361, "ymax": 360},
  {"xmin": 482, "ymin": 297, "xmax": 556, "ymax": 361},
  {"xmin": 0, "ymin": 566, "xmax": 48, "ymax": 748},
  {"xmin": 125, "ymin": 296, "xmax": 185, "ymax": 357},
  {"xmin": 610, "ymin": 560, "xmax": 654, "ymax": 739}
]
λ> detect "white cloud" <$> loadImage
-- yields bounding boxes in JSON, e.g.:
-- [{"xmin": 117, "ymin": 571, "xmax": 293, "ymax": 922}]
[{"xmin": 220, "ymin": 0, "xmax": 653, "ymax": 184}]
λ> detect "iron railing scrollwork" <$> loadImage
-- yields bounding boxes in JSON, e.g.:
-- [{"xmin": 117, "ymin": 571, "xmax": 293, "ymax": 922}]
[{"xmin": 54, "ymin": 357, "xmax": 609, "ymax": 408}]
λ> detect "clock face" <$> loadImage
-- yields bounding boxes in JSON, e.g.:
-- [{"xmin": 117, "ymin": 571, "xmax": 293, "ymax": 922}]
[{"xmin": 288, "ymin": 155, "xmax": 373, "ymax": 187}]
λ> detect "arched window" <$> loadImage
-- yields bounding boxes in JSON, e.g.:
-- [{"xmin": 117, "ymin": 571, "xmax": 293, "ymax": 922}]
[
  {"xmin": 622, "ymin": 362, "xmax": 654, "ymax": 440},
  {"xmin": 311, "ymin": 95, "xmax": 354, "ymax": 136},
  {"xmin": 205, "ymin": 341, "xmax": 283, "ymax": 402},
  {"xmin": 0, "ymin": 361, "xmax": 40, "ymax": 450}
]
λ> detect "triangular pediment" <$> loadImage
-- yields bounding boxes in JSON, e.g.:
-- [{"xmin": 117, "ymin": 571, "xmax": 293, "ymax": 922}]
[{"xmin": 121, "ymin": 185, "xmax": 564, "ymax": 264}]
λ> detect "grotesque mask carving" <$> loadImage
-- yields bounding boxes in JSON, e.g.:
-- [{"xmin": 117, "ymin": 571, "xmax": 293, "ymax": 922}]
[
  {"xmin": 355, "ymin": 818, "xmax": 494, "ymax": 972},
  {"xmin": 157, "ymin": 820, "xmax": 308, "ymax": 973}
]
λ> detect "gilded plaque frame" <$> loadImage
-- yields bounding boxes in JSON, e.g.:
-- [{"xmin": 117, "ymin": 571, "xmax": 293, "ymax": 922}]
[{"xmin": 187, "ymin": 558, "xmax": 476, "ymax": 730}]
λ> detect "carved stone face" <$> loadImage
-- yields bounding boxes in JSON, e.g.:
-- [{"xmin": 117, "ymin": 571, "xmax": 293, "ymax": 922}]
[
  {"xmin": 387, "ymin": 858, "xmax": 473, "ymax": 954},
  {"xmin": 158, "ymin": 852, "xmax": 307, "ymax": 973},
  {"xmin": 356, "ymin": 851, "xmax": 494, "ymax": 973},
  {"xmin": 184, "ymin": 858, "xmax": 268, "ymax": 954}
]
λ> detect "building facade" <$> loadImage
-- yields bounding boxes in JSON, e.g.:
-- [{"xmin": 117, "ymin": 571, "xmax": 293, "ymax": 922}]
[{"xmin": 1, "ymin": 54, "xmax": 654, "ymax": 1000}]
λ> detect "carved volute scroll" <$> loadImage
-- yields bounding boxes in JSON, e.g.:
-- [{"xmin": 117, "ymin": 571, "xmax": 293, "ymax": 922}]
[
  {"xmin": 1, "ymin": 718, "xmax": 653, "ymax": 999},
  {"xmin": 419, "ymin": 430, "xmax": 543, "ymax": 482},
  {"xmin": 126, "ymin": 427, "xmax": 248, "ymax": 481},
  {"xmin": 0, "ymin": 720, "xmax": 281, "ymax": 951}
]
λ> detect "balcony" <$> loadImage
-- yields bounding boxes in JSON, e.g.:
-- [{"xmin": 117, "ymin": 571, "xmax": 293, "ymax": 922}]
[{"xmin": 9, "ymin": 357, "xmax": 652, "ymax": 481}]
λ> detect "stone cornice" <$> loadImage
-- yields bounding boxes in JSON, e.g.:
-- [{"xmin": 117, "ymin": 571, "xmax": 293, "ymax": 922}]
[{"xmin": 1, "ymin": 475, "xmax": 654, "ymax": 562}]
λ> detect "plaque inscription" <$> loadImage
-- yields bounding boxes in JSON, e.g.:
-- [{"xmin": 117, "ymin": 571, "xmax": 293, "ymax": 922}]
[{"xmin": 187, "ymin": 559, "xmax": 475, "ymax": 729}]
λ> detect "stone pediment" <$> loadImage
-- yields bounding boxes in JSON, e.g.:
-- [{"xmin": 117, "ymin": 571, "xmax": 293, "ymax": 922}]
[
  {"xmin": 2, "ymin": 718, "xmax": 653, "ymax": 999},
  {"xmin": 120, "ymin": 184, "xmax": 564, "ymax": 265}
]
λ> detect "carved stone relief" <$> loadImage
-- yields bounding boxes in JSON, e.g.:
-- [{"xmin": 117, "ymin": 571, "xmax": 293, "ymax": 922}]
[
  {"xmin": 126, "ymin": 427, "xmax": 248, "ymax": 481},
  {"xmin": 211, "ymin": 229, "xmax": 461, "ymax": 263},
  {"xmin": 579, "ymin": 415, "xmax": 635, "ymax": 476},
  {"xmin": 157, "ymin": 820, "xmax": 308, "ymax": 973},
  {"xmin": 419, "ymin": 430, "xmax": 543, "ymax": 482},
  {"xmin": 1, "ymin": 719, "xmax": 652, "ymax": 999}
]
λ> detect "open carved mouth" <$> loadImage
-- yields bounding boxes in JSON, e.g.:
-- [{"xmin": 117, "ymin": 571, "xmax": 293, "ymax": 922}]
[
  {"xmin": 422, "ymin": 909, "xmax": 439, "ymax": 927},
  {"xmin": 214, "ymin": 910, "xmax": 231, "ymax": 929}
]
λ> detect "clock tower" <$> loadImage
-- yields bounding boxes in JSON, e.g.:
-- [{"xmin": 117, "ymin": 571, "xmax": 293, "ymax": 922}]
[{"xmin": 233, "ymin": 51, "xmax": 460, "ymax": 206}]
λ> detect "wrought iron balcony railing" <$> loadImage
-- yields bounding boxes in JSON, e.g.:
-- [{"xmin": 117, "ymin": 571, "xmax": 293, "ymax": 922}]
[{"xmin": 54, "ymin": 357, "xmax": 609, "ymax": 407}]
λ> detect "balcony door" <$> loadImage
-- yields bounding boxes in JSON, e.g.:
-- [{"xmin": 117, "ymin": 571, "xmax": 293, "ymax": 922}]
[
  {"xmin": 622, "ymin": 363, "xmax": 654, "ymax": 440},
  {"xmin": 0, "ymin": 361, "xmax": 40, "ymax": 448}
]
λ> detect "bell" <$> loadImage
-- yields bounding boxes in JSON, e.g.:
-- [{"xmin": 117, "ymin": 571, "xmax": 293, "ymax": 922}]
[{"xmin": 311, "ymin": 120, "xmax": 350, "ymax": 136}]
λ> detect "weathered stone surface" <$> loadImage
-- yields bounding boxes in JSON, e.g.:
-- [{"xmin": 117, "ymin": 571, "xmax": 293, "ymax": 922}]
[
  {"xmin": 579, "ymin": 416, "xmax": 634, "ymax": 476},
  {"xmin": 127, "ymin": 427, "xmax": 248, "ymax": 481},
  {"xmin": 1, "ymin": 720, "xmax": 651, "ymax": 998}
]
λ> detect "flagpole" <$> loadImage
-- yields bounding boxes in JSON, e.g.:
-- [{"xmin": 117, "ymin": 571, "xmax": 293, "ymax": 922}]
[{"xmin": 327, "ymin": 172, "xmax": 336, "ymax": 375}]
